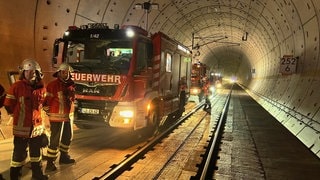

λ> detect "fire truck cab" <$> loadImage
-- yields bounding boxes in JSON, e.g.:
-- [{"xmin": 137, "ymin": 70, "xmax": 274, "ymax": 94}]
[{"xmin": 52, "ymin": 23, "xmax": 192, "ymax": 133}]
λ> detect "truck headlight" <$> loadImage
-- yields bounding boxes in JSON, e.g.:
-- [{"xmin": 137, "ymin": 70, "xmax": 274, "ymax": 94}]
[{"xmin": 119, "ymin": 110, "xmax": 134, "ymax": 118}]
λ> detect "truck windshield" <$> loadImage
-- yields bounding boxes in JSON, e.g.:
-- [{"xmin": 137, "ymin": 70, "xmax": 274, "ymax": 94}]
[{"xmin": 65, "ymin": 40, "xmax": 133, "ymax": 74}]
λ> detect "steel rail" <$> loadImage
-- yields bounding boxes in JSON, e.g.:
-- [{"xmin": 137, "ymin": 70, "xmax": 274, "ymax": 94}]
[
  {"xmin": 200, "ymin": 86, "xmax": 232, "ymax": 180},
  {"xmin": 189, "ymin": 86, "xmax": 233, "ymax": 180},
  {"xmin": 93, "ymin": 101, "xmax": 205, "ymax": 180}
]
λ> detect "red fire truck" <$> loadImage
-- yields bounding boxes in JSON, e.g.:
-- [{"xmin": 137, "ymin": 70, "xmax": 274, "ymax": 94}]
[
  {"xmin": 52, "ymin": 23, "xmax": 192, "ymax": 133},
  {"xmin": 189, "ymin": 61, "xmax": 207, "ymax": 102}
]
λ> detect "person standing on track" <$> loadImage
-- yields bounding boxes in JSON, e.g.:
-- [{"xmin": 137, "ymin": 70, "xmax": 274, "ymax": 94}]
[
  {"xmin": 4, "ymin": 59, "xmax": 48, "ymax": 180},
  {"xmin": 44, "ymin": 63, "xmax": 76, "ymax": 172},
  {"xmin": 202, "ymin": 78, "xmax": 211, "ymax": 113}
]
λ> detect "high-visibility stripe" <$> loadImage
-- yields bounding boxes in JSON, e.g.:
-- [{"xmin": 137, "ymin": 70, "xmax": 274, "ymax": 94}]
[
  {"xmin": 5, "ymin": 94, "xmax": 16, "ymax": 99},
  {"xmin": 30, "ymin": 156, "xmax": 41, "ymax": 162},
  {"xmin": 47, "ymin": 148, "xmax": 59, "ymax": 158},
  {"xmin": 45, "ymin": 92, "xmax": 54, "ymax": 97},
  {"xmin": 58, "ymin": 91, "xmax": 65, "ymax": 114},
  {"xmin": 10, "ymin": 159, "xmax": 26, "ymax": 167},
  {"xmin": 59, "ymin": 143, "xmax": 70, "ymax": 153},
  {"xmin": 18, "ymin": 97, "xmax": 25, "ymax": 127}
]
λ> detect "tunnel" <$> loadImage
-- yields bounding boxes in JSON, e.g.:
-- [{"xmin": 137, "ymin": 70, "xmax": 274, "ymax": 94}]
[{"xmin": 0, "ymin": 0, "xmax": 319, "ymax": 158}]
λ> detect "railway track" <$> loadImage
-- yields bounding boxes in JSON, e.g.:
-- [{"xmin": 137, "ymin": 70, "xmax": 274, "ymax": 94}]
[
  {"xmin": 93, "ymin": 88, "xmax": 232, "ymax": 180},
  {"xmin": 2, "ymin": 84, "xmax": 319, "ymax": 180},
  {"xmin": 0, "ymin": 85, "xmax": 233, "ymax": 180}
]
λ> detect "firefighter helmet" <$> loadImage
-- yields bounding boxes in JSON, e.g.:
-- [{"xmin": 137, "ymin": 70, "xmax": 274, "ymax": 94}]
[
  {"xmin": 53, "ymin": 63, "xmax": 73, "ymax": 77},
  {"xmin": 19, "ymin": 59, "xmax": 43, "ymax": 79},
  {"xmin": 20, "ymin": 59, "xmax": 42, "ymax": 72}
]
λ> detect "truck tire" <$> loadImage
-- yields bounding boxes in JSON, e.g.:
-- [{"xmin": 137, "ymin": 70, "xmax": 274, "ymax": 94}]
[{"xmin": 146, "ymin": 106, "xmax": 160, "ymax": 136}]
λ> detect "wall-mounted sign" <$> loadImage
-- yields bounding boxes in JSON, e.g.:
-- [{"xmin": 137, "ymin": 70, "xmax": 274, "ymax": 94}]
[{"xmin": 280, "ymin": 55, "xmax": 297, "ymax": 75}]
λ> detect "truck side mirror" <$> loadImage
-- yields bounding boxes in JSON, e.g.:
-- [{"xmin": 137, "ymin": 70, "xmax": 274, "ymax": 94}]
[{"xmin": 52, "ymin": 38, "xmax": 62, "ymax": 67}]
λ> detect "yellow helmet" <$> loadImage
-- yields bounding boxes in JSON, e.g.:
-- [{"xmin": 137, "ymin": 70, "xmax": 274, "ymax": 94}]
[
  {"xmin": 19, "ymin": 59, "xmax": 43, "ymax": 80},
  {"xmin": 53, "ymin": 63, "xmax": 73, "ymax": 77},
  {"xmin": 19, "ymin": 59, "xmax": 42, "ymax": 72}
]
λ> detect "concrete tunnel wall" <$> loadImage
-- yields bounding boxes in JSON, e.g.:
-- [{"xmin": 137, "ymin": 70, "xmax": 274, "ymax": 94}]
[{"xmin": 0, "ymin": 0, "xmax": 319, "ymax": 158}]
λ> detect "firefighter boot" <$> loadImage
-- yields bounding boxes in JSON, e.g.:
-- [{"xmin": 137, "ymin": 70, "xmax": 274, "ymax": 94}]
[
  {"xmin": 45, "ymin": 158, "xmax": 57, "ymax": 172},
  {"xmin": 31, "ymin": 162, "xmax": 48, "ymax": 180},
  {"xmin": 59, "ymin": 152, "xmax": 75, "ymax": 164},
  {"xmin": 10, "ymin": 166, "xmax": 22, "ymax": 180}
]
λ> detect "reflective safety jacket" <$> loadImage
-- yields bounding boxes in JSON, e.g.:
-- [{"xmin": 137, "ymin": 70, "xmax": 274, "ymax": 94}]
[
  {"xmin": 4, "ymin": 79, "xmax": 46, "ymax": 138},
  {"xmin": 202, "ymin": 82, "xmax": 210, "ymax": 95},
  {"xmin": 44, "ymin": 78, "xmax": 75, "ymax": 122}
]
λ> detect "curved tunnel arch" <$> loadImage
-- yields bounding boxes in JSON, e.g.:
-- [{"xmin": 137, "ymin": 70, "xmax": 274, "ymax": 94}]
[{"xmin": 0, "ymin": 0, "xmax": 320, "ymax": 157}]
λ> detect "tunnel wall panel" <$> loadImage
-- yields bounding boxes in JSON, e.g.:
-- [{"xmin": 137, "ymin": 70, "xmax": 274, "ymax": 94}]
[
  {"xmin": 302, "ymin": 17, "xmax": 319, "ymax": 76},
  {"xmin": 270, "ymin": 76, "xmax": 290, "ymax": 102},
  {"xmin": 274, "ymin": 110, "xmax": 290, "ymax": 124},
  {"xmin": 279, "ymin": 74, "xmax": 300, "ymax": 108},
  {"xmin": 266, "ymin": 2, "xmax": 287, "ymax": 43},
  {"xmin": 34, "ymin": 1, "xmax": 78, "ymax": 79},
  {"xmin": 77, "ymin": 0, "xmax": 109, "ymax": 23},
  {"xmin": 244, "ymin": 85, "xmax": 320, "ymax": 158},
  {"xmin": 74, "ymin": 16, "xmax": 94, "ymax": 27},
  {"xmin": 312, "ymin": 109, "xmax": 320, "ymax": 124},
  {"xmin": 0, "ymin": 1, "xmax": 38, "ymax": 88},
  {"xmin": 104, "ymin": 1, "xmax": 134, "ymax": 26},
  {"xmin": 297, "ymin": 79, "xmax": 320, "ymax": 118},
  {"xmin": 311, "ymin": 136, "xmax": 320, "ymax": 157},
  {"xmin": 292, "ymin": 0, "xmax": 315, "ymax": 24},
  {"xmin": 296, "ymin": 126, "xmax": 319, "ymax": 149},
  {"xmin": 284, "ymin": 77, "xmax": 310, "ymax": 110}
]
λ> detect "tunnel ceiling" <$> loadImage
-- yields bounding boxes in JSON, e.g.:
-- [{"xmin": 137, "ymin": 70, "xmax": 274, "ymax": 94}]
[
  {"xmin": 0, "ymin": 0, "xmax": 313, "ymax": 85},
  {"xmin": 64, "ymin": 0, "xmax": 302, "ymax": 80}
]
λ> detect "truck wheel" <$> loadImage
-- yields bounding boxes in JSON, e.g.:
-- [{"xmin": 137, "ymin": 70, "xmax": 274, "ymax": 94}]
[{"xmin": 147, "ymin": 107, "xmax": 160, "ymax": 136}]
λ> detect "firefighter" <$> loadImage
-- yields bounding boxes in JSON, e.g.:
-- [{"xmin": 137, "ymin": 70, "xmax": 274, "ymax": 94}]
[
  {"xmin": 202, "ymin": 78, "xmax": 211, "ymax": 113},
  {"xmin": 44, "ymin": 63, "xmax": 75, "ymax": 172},
  {"xmin": 4, "ymin": 59, "xmax": 48, "ymax": 179}
]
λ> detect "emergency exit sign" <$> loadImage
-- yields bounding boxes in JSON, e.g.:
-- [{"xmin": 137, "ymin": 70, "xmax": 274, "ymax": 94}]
[{"xmin": 280, "ymin": 55, "xmax": 297, "ymax": 75}]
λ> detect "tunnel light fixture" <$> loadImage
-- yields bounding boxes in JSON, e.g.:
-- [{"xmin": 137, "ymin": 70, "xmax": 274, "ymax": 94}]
[
  {"xmin": 134, "ymin": 1, "xmax": 159, "ymax": 31},
  {"xmin": 178, "ymin": 44, "xmax": 191, "ymax": 54},
  {"xmin": 135, "ymin": 1, "xmax": 159, "ymax": 12}
]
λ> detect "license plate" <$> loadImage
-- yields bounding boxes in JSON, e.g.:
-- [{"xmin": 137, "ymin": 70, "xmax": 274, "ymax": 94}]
[{"xmin": 81, "ymin": 108, "xmax": 99, "ymax": 114}]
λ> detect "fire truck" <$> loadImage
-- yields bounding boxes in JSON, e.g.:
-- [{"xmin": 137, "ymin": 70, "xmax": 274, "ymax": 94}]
[
  {"xmin": 189, "ymin": 61, "xmax": 207, "ymax": 102},
  {"xmin": 52, "ymin": 23, "xmax": 192, "ymax": 132}
]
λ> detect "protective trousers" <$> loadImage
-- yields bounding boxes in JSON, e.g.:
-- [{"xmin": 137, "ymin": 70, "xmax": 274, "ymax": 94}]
[
  {"xmin": 10, "ymin": 136, "xmax": 44, "ymax": 179},
  {"xmin": 47, "ymin": 121, "xmax": 73, "ymax": 160}
]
